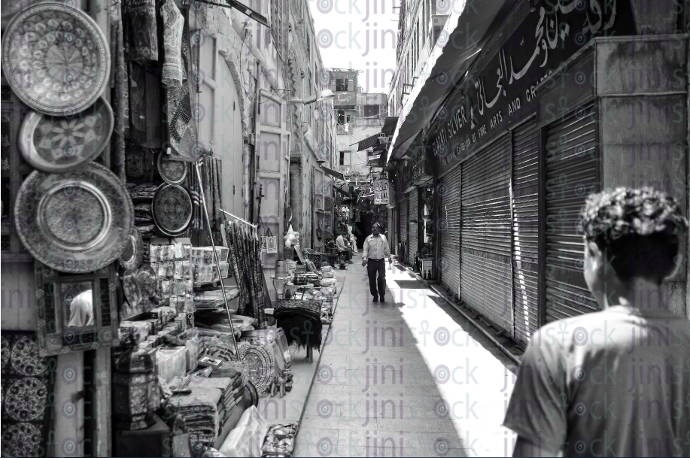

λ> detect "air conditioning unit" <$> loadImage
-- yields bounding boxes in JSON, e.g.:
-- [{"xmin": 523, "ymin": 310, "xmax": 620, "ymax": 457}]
[
  {"xmin": 432, "ymin": 14, "xmax": 449, "ymax": 28},
  {"xmin": 432, "ymin": 14, "xmax": 449, "ymax": 43}
]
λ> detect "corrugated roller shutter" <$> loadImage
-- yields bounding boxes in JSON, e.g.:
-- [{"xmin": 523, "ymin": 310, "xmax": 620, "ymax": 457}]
[
  {"xmin": 438, "ymin": 168, "xmax": 461, "ymax": 296},
  {"xmin": 545, "ymin": 104, "xmax": 600, "ymax": 323},
  {"xmin": 408, "ymin": 188, "xmax": 418, "ymax": 265},
  {"xmin": 511, "ymin": 120, "xmax": 540, "ymax": 347},
  {"xmin": 400, "ymin": 198, "xmax": 408, "ymax": 256},
  {"xmin": 461, "ymin": 134, "xmax": 513, "ymax": 334}
]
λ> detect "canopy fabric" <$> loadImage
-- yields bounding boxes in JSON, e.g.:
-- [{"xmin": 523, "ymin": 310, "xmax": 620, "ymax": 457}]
[
  {"xmin": 387, "ymin": 0, "xmax": 511, "ymax": 163},
  {"xmin": 353, "ymin": 133, "xmax": 382, "ymax": 151},
  {"xmin": 322, "ymin": 166, "xmax": 344, "ymax": 180},
  {"xmin": 381, "ymin": 117, "xmax": 398, "ymax": 136}
]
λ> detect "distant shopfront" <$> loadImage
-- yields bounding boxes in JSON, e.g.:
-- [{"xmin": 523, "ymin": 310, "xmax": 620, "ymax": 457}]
[{"xmin": 418, "ymin": 0, "xmax": 688, "ymax": 347}]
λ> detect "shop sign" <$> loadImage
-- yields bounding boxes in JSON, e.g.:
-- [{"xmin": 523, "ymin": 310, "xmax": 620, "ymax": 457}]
[
  {"xmin": 374, "ymin": 180, "xmax": 389, "ymax": 205},
  {"xmin": 335, "ymin": 92, "xmax": 357, "ymax": 105},
  {"xmin": 431, "ymin": 0, "xmax": 631, "ymax": 165}
]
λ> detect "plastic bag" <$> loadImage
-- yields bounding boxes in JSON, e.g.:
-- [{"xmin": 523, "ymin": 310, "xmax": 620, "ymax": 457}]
[
  {"xmin": 219, "ymin": 406, "xmax": 269, "ymax": 457},
  {"xmin": 156, "ymin": 347, "xmax": 187, "ymax": 384}
]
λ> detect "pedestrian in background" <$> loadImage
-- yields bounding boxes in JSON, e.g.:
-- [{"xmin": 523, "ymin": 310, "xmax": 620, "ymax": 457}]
[
  {"xmin": 504, "ymin": 187, "xmax": 690, "ymax": 457},
  {"xmin": 336, "ymin": 232, "xmax": 352, "ymax": 264},
  {"xmin": 362, "ymin": 223, "xmax": 390, "ymax": 303},
  {"xmin": 348, "ymin": 226, "xmax": 358, "ymax": 255}
]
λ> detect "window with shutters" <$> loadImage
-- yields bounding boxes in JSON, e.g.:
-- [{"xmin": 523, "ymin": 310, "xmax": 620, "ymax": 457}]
[{"xmin": 271, "ymin": 0, "xmax": 283, "ymax": 56}]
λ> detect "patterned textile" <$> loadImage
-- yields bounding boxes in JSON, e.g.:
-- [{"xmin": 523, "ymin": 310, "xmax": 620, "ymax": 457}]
[
  {"xmin": 1, "ymin": 332, "xmax": 57, "ymax": 458},
  {"xmin": 160, "ymin": 0, "xmax": 183, "ymax": 87},
  {"xmin": 123, "ymin": 0, "xmax": 158, "ymax": 62},
  {"xmin": 274, "ymin": 300, "xmax": 323, "ymax": 349},
  {"xmin": 164, "ymin": 4, "xmax": 195, "ymax": 159}
]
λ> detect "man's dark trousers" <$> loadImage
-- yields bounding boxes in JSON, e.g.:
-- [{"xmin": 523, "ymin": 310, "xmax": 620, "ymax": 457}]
[{"xmin": 367, "ymin": 259, "xmax": 386, "ymax": 299}]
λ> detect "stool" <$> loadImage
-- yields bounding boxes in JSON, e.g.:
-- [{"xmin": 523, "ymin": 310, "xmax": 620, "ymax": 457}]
[{"xmin": 421, "ymin": 260, "xmax": 433, "ymax": 279}]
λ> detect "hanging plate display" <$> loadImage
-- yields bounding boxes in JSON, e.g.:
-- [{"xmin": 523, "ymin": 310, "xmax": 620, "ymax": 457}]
[
  {"xmin": 14, "ymin": 162, "xmax": 133, "ymax": 273},
  {"xmin": 2, "ymin": 3, "xmax": 111, "ymax": 116},
  {"xmin": 18, "ymin": 97, "xmax": 114, "ymax": 173},
  {"xmin": 157, "ymin": 153, "xmax": 187, "ymax": 185},
  {"xmin": 119, "ymin": 226, "xmax": 144, "ymax": 271},
  {"xmin": 152, "ymin": 183, "xmax": 192, "ymax": 236},
  {"xmin": 239, "ymin": 345, "xmax": 274, "ymax": 395}
]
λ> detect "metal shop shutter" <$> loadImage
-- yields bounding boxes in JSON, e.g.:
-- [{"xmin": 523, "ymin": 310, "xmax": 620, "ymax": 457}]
[
  {"xmin": 511, "ymin": 120, "xmax": 540, "ymax": 347},
  {"xmin": 438, "ymin": 168, "xmax": 461, "ymax": 297},
  {"xmin": 408, "ymin": 188, "xmax": 419, "ymax": 265},
  {"xmin": 399, "ymin": 198, "xmax": 408, "ymax": 256},
  {"xmin": 544, "ymin": 104, "xmax": 600, "ymax": 323},
  {"xmin": 461, "ymin": 134, "xmax": 513, "ymax": 334}
]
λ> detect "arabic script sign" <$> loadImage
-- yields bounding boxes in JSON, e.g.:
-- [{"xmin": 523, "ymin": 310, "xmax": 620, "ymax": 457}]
[
  {"xmin": 431, "ymin": 0, "xmax": 633, "ymax": 164},
  {"xmin": 374, "ymin": 180, "xmax": 390, "ymax": 205}
]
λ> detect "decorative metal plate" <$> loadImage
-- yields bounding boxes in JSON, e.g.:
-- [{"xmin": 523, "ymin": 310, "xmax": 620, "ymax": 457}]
[
  {"xmin": 152, "ymin": 183, "xmax": 192, "ymax": 236},
  {"xmin": 239, "ymin": 345, "xmax": 274, "ymax": 395},
  {"xmin": 157, "ymin": 153, "xmax": 187, "ymax": 185},
  {"xmin": 119, "ymin": 226, "xmax": 143, "ymax": 271},
  {"xmin": 2, "ymin": 3, "xmax": 111, "ymax": 116},
  {"xmin": 19, "ymin": 97, "xmax": 113, "ymax": 173},
  {"xmin": 14, "ymin": 162, "xmax": 133, "ymax": 273}
]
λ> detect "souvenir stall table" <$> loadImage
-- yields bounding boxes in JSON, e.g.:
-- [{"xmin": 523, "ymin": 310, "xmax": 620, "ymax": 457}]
[{"xmin": 1, "ymin": 1, "xmax": 322, "ymax": 457}]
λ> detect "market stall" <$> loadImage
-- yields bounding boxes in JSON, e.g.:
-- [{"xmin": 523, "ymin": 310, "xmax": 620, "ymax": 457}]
[{"xmin": 1, "ymin": 0, "xmax": 341, "ymax": 457}]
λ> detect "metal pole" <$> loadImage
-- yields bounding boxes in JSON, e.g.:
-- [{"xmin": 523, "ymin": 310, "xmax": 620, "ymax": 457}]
[{"xmin": 195, "ymin": 161, "xmax": 239, "ymax": 356}]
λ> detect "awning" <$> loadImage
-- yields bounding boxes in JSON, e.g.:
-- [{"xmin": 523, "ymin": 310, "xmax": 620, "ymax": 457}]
[
  {"xmin": 322, "ymin": 166, "xmax": 344, "ymax": 180},
  {"xmin": 387, "ymin": 0, "xmax": 512, "ymax": 163},
  {"xmin": 353, "ymin": 133, "xmax": 382, "ymax": 152},
  {"xmin": 381, "ymin": 117, "xmax": 398, "ymax": 136}
]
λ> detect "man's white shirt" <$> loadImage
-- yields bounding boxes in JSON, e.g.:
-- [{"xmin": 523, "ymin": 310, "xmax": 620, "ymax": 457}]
[{"xmin": 362, "ymin": 234, "xmax": 391, "ymax": 260}]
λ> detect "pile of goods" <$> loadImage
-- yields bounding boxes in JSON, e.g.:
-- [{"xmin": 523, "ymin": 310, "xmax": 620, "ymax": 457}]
[{"xmin": 261, "ymin": 422, "xmax": 299, "ymax": 457}]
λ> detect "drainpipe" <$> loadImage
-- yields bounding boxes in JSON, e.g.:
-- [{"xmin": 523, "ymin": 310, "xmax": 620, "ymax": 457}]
[{"xmin": 686, "ymin": 12, "xmax": 690, "ymax": 319}]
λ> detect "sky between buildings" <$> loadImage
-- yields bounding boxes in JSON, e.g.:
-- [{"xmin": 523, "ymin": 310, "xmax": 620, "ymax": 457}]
[{"xmin": 309, "ymin": 0, "xmax": 400, "ymax": 94}]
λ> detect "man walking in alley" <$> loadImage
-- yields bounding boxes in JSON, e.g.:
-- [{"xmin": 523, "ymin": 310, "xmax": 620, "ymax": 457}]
[
  {"xmin": 504, "ymin": 187, "xmax": 690, "ymax": 457},
  {"xmin": 362, "ymin": 223, "xmax": 391, "ymax": 303}
]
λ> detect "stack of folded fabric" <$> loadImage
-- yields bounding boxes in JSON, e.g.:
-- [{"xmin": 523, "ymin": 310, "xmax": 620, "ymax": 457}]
[
  {"xmin": 169, "ymin": 387, "xmax": 222, "ymax": 451},
  {"xmin": 192, "ymin": 375, "xmax": 244, "ymax": 433}
]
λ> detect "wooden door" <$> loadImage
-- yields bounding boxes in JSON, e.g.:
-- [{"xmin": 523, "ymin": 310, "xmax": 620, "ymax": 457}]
[
  {"xmin": 194, "ymin": 30, "xmax": 245, "ymax": 218},
  {"xmin": 256, "ymin": 90, "xmax": 290, "ymax": 299}
]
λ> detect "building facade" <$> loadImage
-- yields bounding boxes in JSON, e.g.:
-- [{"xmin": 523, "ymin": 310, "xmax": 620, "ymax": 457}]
[
  {"xmin": 387, "ymin": 0, "xmax": 690, "ymax": 350},
  {"xmin": 286, "ymin": 0, "xmax": 337, "ymax": 251}
]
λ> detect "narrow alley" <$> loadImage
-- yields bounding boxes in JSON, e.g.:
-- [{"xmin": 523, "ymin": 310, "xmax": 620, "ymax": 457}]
[{"xmin": 295, "ymin": 252, "xmax": 519, "ymax": 457}]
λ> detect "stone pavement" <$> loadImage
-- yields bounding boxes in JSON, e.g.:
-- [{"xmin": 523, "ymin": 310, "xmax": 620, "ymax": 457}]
[{"xmin": 294, "ymin": 253, "xmax": 520, "ymax": 457}]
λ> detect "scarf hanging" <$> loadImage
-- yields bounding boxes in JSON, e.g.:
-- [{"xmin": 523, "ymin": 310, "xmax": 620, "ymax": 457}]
[
  {"xmin": 128, "ymin": 63, "xmax": 163, "ymax": 148},
  {"xmin": 226, "ymin": 223, "xmax": 247, "ymax": 314},
  {"xmin": 123, "ymin": 0, "xmax": 159, "ymax": 63},
  {"xmin": 111, "ymin": 0, "xmax": 126, "ymax": 182},
  {"xmin": 163, "ymin": 1, "xmax": 195, "ymax": 158},
  {"xmin": 189, "ymin": 162, "xmax": 203, "ymax": 235}
]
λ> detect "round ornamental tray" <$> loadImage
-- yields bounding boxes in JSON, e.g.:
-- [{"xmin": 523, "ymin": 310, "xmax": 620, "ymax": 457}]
[
  {"xmin": 157, "ymin": 153, "xmax": 187, "ymax": 185},
  {"xmin": 151, "ymin": 184, "xmax": 192, "ymax": 236},
  {"xmin": 239, "ymin": 345, "xmax": 274, "ymax": 395},
  {"xmin": 119, "ymin": 226, "xmax": 144, "ymax": 271},
  {"xmin": 2, "ymin": 3, "xmax": 111, "ymax": 116},
  {"xmin": 19, "ymin": 97, "xmax": 113, "ymax": 173},
  {"xmin": 14, "ymin": 162, "xmax": 133, "ymax": 273}
]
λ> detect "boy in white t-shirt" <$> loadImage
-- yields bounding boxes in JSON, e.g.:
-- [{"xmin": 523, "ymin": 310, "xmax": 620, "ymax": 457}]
[{"xmin": 505, "ymin": 187, "xmax": 690, "ymax": 457}]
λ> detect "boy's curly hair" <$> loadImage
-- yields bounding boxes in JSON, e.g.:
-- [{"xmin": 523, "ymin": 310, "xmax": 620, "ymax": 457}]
[{"xmin": 580, "ymin": 187, "xmax": 688, "ymax": 283}]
